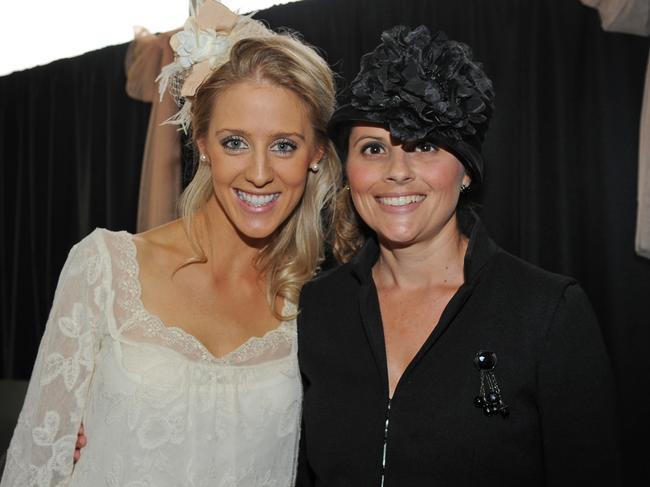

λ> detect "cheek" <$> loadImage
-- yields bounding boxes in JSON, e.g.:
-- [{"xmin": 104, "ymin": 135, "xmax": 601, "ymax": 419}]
[
  {"xmin": 424, "ymin": 161, "xmax": 464, "ymax": 193},
  {"xmin": 346, "ymin": 160, "xmax": 376, "ymax": 194},
  {"xmin": 346, "ymin": 163, "xmax": 380, "ymax": 227},
  {"xmin": 209, "ymin": 160, "xmax": 234, "ymax": 185},
  {"xmin": 286, "ymin": 164, "xmax": 310, "ymax": 187}
]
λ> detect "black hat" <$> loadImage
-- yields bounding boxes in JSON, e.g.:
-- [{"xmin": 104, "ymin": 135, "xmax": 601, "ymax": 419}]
[{"xmin": 329, "ymin": 25, "xmax": 495, "ymax": 187}]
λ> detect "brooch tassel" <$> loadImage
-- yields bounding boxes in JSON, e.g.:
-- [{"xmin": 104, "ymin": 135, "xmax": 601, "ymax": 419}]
[{"xmin": 473, "ymin": 350, "xmax": 509, "ymax": 418}]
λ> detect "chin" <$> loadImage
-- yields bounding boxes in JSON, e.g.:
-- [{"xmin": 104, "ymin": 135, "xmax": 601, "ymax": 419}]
[
  {"xmin": 228, "ymin": 205, "xmax": 284, "ymax": 239},
  {"xmin": 236, "ymin": 223, "xmax": 281, "ymax": 241},
  {"xmin": 375, "ymin": 227, "xmax": 420, "ymax": 247},
  {"xmin": 238, "ymin": 210, "xmax": 295, "ymax": 241}
]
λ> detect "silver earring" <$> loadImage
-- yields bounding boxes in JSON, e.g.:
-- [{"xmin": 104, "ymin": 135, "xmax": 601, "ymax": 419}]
[
  {"xmin": 200, "ymin": 153, "xmax": 208, "ymax": 163},
  {"xmin": 310, "ymin": 163, "xmax": 320, "ymax": 172},
  {"xmin": 460, "ymin": 183, "xmax": 469, "ymax": 193}
]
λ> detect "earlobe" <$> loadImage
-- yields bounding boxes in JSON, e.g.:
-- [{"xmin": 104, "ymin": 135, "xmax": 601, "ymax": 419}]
[
  {"xmin": 315, "ymin": 146, "xmax": 326, "ymax": 164},
  {"xmin": 459, "ymin": 175, "xmax": 471, "ymax": 193},
  {"xmin": 197, "ymin": 139, "xmax": 207, "ymax": 158},
  {"xmin": 310, "ymin": 148, "xmax": 327, "ymax": 173},
  {"xmin": 197, "ymin": 139, "xmax": 210, "ymax": 165}
]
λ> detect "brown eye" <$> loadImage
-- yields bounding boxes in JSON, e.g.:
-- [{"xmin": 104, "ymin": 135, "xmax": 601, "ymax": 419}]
[
  {"xmin": 361, "ymin": 142, "xmax": 386, "ymax": 155},
  {"xmin": 415, "ymin": 141, "xmax": 438, "ymax": 153}
]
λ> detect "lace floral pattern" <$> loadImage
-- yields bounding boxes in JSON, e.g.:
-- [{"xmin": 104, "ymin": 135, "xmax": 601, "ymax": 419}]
[{"xmin": 1, "ymin": 229, "xmax": 302, "ymax": 487}]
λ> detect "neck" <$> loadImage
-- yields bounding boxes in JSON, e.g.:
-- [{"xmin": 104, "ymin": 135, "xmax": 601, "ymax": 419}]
[
  {"xmin": 190, "ymin": 197, "xmax": 268, "ymax": 282},
  {"xmin": 373, "ymin": 215, "xmax": 468, "ymax": 290}
]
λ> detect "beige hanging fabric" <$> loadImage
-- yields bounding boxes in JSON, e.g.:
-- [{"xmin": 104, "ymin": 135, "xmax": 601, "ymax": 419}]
[
  {"xmin": 125, "ymin": 28, "xmax": 182, "ymax": 232},
  {"xmin": 581, "ymin": 0, "xmax": 650, "ymax": 258}
]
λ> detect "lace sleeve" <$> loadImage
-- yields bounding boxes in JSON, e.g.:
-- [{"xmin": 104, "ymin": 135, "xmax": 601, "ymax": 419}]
[{"xmin": 1, "ymin": 233, "xmax": 105, "ymax": 487}]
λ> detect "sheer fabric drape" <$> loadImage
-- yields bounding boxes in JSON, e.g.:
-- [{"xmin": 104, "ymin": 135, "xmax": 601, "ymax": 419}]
[{"xmin": 124, "ymin": 28, "xmax": 182, "ymax": 232}]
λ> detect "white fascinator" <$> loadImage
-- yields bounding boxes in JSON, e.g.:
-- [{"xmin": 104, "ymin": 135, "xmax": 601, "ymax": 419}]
[{"xmin": 157, "ymin": 0, "xmax": 275, "ymax": 132}]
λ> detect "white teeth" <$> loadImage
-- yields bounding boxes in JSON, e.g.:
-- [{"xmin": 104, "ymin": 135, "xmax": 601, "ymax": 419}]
[
  {"xmin": 377, "ymin": 195, "xmax": 425, "ymax": 206},
  {"xmin": 236, "ymin": 190, "xmax": 280, "ymax": 207}
]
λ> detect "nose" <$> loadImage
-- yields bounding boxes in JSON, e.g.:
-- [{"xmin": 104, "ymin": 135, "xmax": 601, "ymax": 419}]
[
  {"xmin": 385, "ymin": 149, "xmax": 414, "ymax": 184},
  {"xmin": 245, "ymin": 151, "xmax": 274, "ymax": 187}
]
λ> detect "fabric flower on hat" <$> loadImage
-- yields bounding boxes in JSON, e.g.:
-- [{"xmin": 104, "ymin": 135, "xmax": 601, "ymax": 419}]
[
  {"xmin": 170, "ymin": 17, "xmax": 230, "ymax": 69},
  {"xmin": 350, "ymin": 25, "xmax": 494, "ymax": 144}
]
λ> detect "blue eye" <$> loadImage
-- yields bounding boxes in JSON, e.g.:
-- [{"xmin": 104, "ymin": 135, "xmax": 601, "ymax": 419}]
[
  {"xmin": 221, "ymin": 136, "xmax": 248, "ymax": 152},
  {"xmin": 415, "ymin": 141, "xmax": 438, "ymax": 153},
  {"xmin": 361, "ymin": 142, "xmax": 386, "ymax": 155},
  {"xmin": 271, "ymin": 138, "xmax": 298, "ymax": 155}
]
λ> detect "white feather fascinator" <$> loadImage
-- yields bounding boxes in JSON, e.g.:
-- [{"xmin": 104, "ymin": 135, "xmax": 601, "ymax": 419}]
[{"xmin": 156, "ymin": 0, "xmax": 275, "ymax": 132}]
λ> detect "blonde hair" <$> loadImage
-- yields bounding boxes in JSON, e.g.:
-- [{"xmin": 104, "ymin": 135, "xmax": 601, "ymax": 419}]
[{"xmin": 179, "ymin": 35, "xmax": 341, "ymax": 319}]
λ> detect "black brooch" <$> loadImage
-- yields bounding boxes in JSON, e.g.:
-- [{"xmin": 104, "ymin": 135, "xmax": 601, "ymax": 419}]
[{"xmin": 473, "ymin": 350, "xmax": 509, "ymax": 417}]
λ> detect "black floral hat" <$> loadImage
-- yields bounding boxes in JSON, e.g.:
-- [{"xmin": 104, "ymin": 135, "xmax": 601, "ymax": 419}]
[{"xmin": 329, "ymin": 25, "xmax": 495, "ymax": 187}]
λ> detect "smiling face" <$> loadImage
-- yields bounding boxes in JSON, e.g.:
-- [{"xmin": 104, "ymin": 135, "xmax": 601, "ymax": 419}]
[
  {"xmin": 346, "ymin": 124, "xmax": 470, "ymax": 247},
  {"xmin": 197, "ymin": 80, "xmax": 323, "ymax": 242}
]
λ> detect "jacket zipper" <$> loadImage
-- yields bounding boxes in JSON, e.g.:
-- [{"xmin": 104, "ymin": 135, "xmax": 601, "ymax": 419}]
[{"xmin": 379, "ymin": 398, "xmax": 392, "ymax": 487}]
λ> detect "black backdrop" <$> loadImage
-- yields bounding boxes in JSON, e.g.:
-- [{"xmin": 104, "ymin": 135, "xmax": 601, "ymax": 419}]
[{"xmin": 1, "ymin": 0, "xmax": 649, "ymax": 482}]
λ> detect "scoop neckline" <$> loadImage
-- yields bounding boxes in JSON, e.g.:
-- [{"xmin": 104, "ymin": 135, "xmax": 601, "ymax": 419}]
[{"xmin": 116, "ymin": 230, "xmax": 295, "ymax": 365}]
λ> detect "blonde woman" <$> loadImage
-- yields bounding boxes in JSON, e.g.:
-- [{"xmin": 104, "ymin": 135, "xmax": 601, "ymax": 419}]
[{"xmin": 1, "ymin": 2, "xmax": 340, "ymax": 486}]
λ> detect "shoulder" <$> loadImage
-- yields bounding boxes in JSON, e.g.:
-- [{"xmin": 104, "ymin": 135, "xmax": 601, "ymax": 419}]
[
  {"xmin": 490, "ymin": 248, "xmax": 577, "ymax": 297},
  {"xmin": 70, "ymin": 227, "xmax": 132, "ymax": 252},
  {"xmin": 56, "ymin": 228, "xmax": 130, "ymax": 285},
  {"xmin": 480, "ymin": 248, "xmax": 598, "ymax": 334},
  {"xmin": 48, "ymin": 229, "xmax": 130, "ymax": 311},
  {"xmin": 64, "ymin": 228, "xmax": 115, "ymax": 266},
  {"xmin": 297, "ymin": 262, "xmax": 355, "ymax": 345},
  {"xmin": 301, "ymin": 261, "xmax": 354, "ymax": 302},
  {"xmin": 131, "ymin": 219, "xmax": 194, "ymax": 275},
  {"xmin": 79, "ymin": 227, "xmax": 135, "ymax": 264}
]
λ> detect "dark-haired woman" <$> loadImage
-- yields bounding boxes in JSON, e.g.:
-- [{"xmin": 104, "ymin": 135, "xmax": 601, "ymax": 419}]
[{"xmin": 296, "ymin": 25, "xmax": 620, "ymax": 486}]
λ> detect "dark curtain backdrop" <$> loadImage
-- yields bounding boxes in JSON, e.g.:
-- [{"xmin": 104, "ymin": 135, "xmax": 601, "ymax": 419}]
[
  {"xmin": 1, "ymin": 0, "xmax": 649, "ymax": 482},
  {"xmin": 0, "ymin": 45, "xmax": 151, "ymax": 377}
]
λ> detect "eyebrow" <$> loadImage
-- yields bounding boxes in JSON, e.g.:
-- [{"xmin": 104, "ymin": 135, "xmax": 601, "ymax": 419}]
[
  {"xmin": 214, "ymin": 129, "xmax": 306, "ymax": 141},
  {"xmin": 351, "ymin": 135, "xmax": 388, "ymax": 147}
]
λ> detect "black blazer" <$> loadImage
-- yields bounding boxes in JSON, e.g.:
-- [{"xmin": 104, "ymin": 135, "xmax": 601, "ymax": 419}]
[{"xmin": 297, "ymin": 216, "xmax": 620, "ymax": 487}]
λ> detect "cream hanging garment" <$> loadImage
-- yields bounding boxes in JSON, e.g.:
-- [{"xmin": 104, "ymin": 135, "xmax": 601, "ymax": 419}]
[{"xmin": 581, "ymin": 0, "xmax": 650, "ymax": 258}]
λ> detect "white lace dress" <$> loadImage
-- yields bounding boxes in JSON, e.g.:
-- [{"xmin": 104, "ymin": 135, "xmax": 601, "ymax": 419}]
[{"xmin": 0, "ymin": 229, "xmax": 302, "ymax": 487}]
